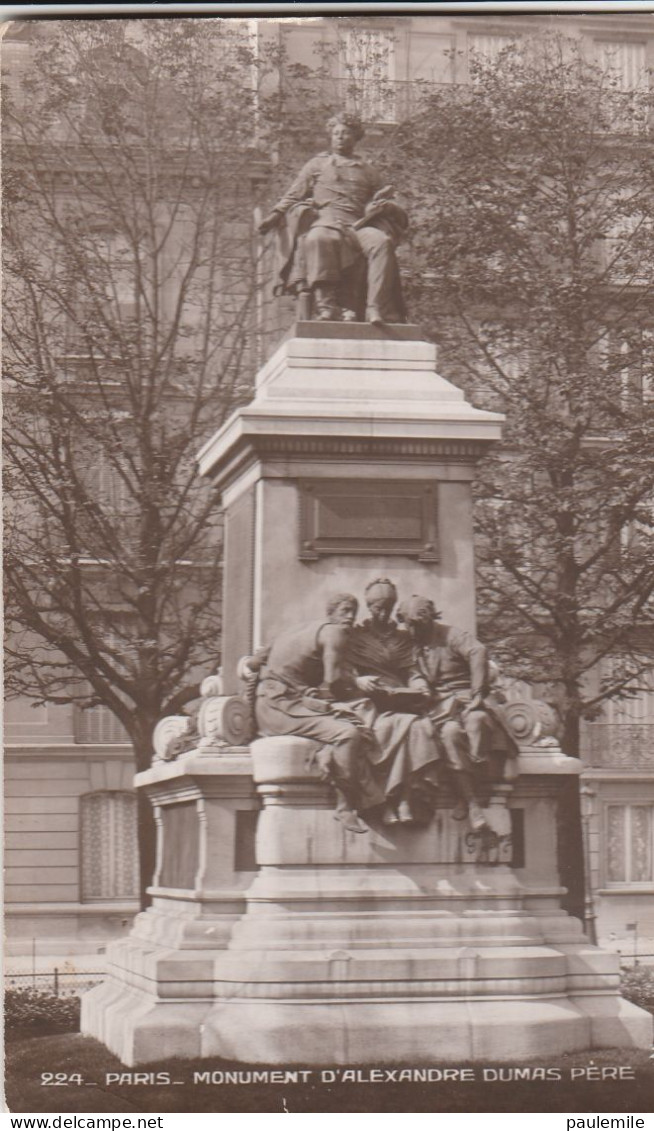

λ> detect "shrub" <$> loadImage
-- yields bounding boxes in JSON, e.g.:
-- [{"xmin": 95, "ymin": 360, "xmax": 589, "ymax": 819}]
[
  {"xmin": 620, "ymin": 964, "xmax": 654, "ymax": 1016},
  {"xmin": 5, "ymin": 987, "xmax": 81, "ymax": 1035}
]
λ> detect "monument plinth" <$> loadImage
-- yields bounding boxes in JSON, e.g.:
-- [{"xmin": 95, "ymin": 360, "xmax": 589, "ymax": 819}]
[
  {"xmin": 82, "ymin": 325, "xmax": 652, "ymax": 1065},
  {"xmin": 197, "ymin": 324, "xmax": 503, "ymax": 693},
  {"xmin": 199, "ymin": 739, "xmax": 646, "ymax": 1064}
]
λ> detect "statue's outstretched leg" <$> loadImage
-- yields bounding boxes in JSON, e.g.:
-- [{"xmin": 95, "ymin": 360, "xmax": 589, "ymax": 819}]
[
  {"xmin": 313, "ymin": 284, "xmax": 340, "ymax": 321},
  {"xmin": 355, "ymin": 226, "xmax": 397, "ymax": 324},
  {"xmin": 382, "ymin": 802, "xmax": 399, "ymax": 825},
  {"xmin": 334, "ymin": 788, "xmax": 369, "ymax": 834},
  {"xmin": 463, "ymin": 709, "xmax": 492, "ymax": 765},
  {"xmin": 323, "ymin": 728, "xmax": 374, "ymax": 833},
  {"xmin": 450, "ymin": 771, "xmax": 488, "ymax": 831},
  {"xmin": 396, "ymin": 796, "xmax": 413, "ymax": 824},
  {"xmin": 307, "ymin": 721, "xmax": 373, "ymax": 832},
  {"xmin": 381, "ymin": 792, "xmax": 413, "ymax": 826},
  {"xmin": 303, "ymin": 227, "xmax": 342, "ymax": 320},
  {"xmin": 441, "ymin": 719, "xmax": 489, "ymax": 831}
]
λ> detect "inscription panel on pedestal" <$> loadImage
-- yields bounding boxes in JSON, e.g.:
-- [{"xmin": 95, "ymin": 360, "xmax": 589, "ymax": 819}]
[
  {"xmin": 299, "ymin": 479, "xmax": 438, "ymax": 562},
  {"xmin": 159, "ymin": 801, "xmax": 199, "ymax": 890}
]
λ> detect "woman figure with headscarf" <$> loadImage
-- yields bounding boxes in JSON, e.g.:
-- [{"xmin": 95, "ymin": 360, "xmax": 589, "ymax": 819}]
[{"xmin": 346, "ymin": 578, "xmax": 441, "ymax": 826}]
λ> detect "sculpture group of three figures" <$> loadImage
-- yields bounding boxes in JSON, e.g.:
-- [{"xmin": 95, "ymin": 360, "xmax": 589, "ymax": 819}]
[{"xmin": 240, "ymin": 579, "xmax": 518, "ymax": 837}]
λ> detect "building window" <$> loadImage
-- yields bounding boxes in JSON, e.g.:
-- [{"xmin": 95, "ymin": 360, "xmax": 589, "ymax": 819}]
[
  {"xmin": 597, "ymin": 41, "xmax": 648, "ymax": 91},
  {"xmin": 606, "ymin": 804, "xmax": 654, "ymax": 884},
  {"xmin": 82, "ymin": 447, "xmax": 133, "ymax": 528},
  {"xmin": 59, "ymin": 227, "xmax": 139, "ymax": 360},
  {"xmin": 600, "ymin": 661, "xmax": 654, "ymax": 725},
  {"xmin": 596, "ymin": 40, "xmax": 649, "ymax": 132},
  {"xmin": 74, "ymin": 621, "xmax": 133, "ymax": 744},
  {"xmin": 475, "ymin": 321, "xmax": 525, "ymax": 382},
  {"xmin": 342, "ymin": 28, "xmax": 396, "ymax": 123},
  {"xmin": 581, "ymin": 658, "xmax": 654, "ymax": 768},
  {"xmin": 81, "ymin": 45, "xmax": 148, "ymax": 140},
  {"xmin": 597, "ymin": 327, "xmax": 654, "ymax": 403},
  {"xmin": 468, "ymin": 33, "xmax": 517, "ymax": 64},
  {"xmin": 74, "ymin": 700, "xmax": 130, "ymax": 744},
  {"xmin": 638, "ymin": 329, "xmax": 654, "ymax": 402},
  {"xmin": 599, "ymin": 202, "xmax": 651, "ymax": 287},
  {"xmin": 80, "ymin": 790, "xmax": 138, "ymax": 900}
]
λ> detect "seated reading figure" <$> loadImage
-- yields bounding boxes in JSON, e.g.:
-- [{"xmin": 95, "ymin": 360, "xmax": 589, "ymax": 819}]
[
  {"xmin": 396, "ymin": 595, "xmax": 518, "ymax": 833},
  {"xmin": 346, "ymin": 578, "xmax": 440, "ymax": 826},
  {"xmin": 239, "ymin": 593, "xmax": 384, "ymax": 834},
  {"xmin": 258, "ymin": 113, "xmax": 407, "ymax": 324}
]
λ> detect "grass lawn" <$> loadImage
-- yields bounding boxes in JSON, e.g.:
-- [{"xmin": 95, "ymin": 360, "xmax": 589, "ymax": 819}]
[{"xmin": 5, "ymin": 1033, "xmax": 654, "ymax": 1114}]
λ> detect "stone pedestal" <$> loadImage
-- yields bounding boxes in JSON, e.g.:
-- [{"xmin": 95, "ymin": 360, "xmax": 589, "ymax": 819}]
[
  {"xmin": 196, "ymin": 324, "xmax": 504, "ymax": 692},
  {"xmin": 81, "ymin": 747, "xmax": 257, "ymax": 1064},
  {"xmin": 202, "ymin": 739, "xmax": 651, "ymax": 1063},
  {"xmin": 82, "ymin": 739, "xmax": 652, "ymax": 1065}
]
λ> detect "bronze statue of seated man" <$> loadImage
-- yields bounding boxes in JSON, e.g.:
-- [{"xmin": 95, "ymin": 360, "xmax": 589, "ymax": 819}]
[{"xmin": 258, "ymin": 112, "xmax": 408, "ymax": 325}]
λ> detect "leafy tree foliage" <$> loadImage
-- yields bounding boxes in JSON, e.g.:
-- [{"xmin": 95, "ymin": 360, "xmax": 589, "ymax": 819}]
[{"xmin": 390, "ymin": 34, "xmax": 654, "ymax": 752}]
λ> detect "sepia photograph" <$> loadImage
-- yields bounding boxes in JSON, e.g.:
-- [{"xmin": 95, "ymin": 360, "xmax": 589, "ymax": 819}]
[{"xmin": 3, "ymin": 3, "xmax": 654, "ymax": 1117}]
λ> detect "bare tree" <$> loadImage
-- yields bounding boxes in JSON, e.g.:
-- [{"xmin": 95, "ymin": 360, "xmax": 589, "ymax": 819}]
[
  {"xmin": 390, "ymin": 34, "xmax": 654, "ymax": 754},
  {"xmin": 3, "ymin": 19, "xmax": 264, "ymax": 901}
]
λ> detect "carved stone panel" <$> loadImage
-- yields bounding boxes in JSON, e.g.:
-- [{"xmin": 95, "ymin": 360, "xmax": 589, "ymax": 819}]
[
  {"xmin": 159, "ymin": 801, "xmax": 199, "ymax": 890},
  {"xmin": 299, "ymin": 479, "xmax": 438, "ymax": 561}
]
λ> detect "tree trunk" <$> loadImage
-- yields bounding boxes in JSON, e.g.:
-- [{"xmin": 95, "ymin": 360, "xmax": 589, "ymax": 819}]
[
  {"xmin": 130, "ymin": 729, "xmax": 160, "ymax": 911},
  {"xmin": 136, "ymin": 788, "xmax": 157, "ymax": 911},
  {"xmin": 557, "ymin": 776, "xmax": 585, "ymax": 924},
  {"xmin": 560, "ymin": 707, "xmax": 581, "ymax": 759}
]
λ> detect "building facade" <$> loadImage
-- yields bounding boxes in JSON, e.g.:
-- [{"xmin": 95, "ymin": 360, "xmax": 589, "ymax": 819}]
[
  {"xmin": 5, "ymin": 11, "xmax": 654, "ymax": 958},
  {"xmin": 5, "ymin": 698, "xmax": 137, "ymax": 957}
]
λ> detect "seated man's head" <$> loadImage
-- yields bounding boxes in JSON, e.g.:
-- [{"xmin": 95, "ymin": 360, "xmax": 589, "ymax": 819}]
[
  {"xmin": 327, "ymin": 112, "xmax": 364, "ymax": 156},
  {"xmin": 396, "ymin": 595, "xmax": 441, "ymax": 642},
  {"xmin": 326, "ymin": 592, "xmax": 358, "ymax": 627},
  {"xmin": 364, "ymin": 577, "xmax": 397, "ymax": 626}
]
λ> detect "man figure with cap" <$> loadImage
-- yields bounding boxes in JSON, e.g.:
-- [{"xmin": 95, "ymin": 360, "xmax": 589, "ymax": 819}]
[
  {"xmin": 396, "ymin": 595, "xmax": 504, "ymax": 832},
  {"xmin": 258, "ymin": 112, "xmax": 407, "ymax": 324}
]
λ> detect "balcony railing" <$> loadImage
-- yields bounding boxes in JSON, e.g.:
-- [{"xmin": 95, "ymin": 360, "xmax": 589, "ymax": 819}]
[
  {"xmin": 277, "ymin": 76, "xmax": 449, "ymax": 127},
  {"xmin": 581, "ymin": 722, "xmax": 654, "ymax": 768},
  {"xmin": 309, "ymin": 78, "xmax": 653, "ymax": 131}
]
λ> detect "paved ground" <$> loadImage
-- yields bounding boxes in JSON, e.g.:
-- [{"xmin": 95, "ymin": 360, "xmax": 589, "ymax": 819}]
[{"xmin": 6, "ymin": 1034, "xmax": 654, "ymax": 1114}]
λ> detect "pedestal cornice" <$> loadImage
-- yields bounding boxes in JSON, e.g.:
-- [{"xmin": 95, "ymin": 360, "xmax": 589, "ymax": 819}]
[{"xmin": 197, "ymin": 329, "xmax": 504, "ymax": 485}]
